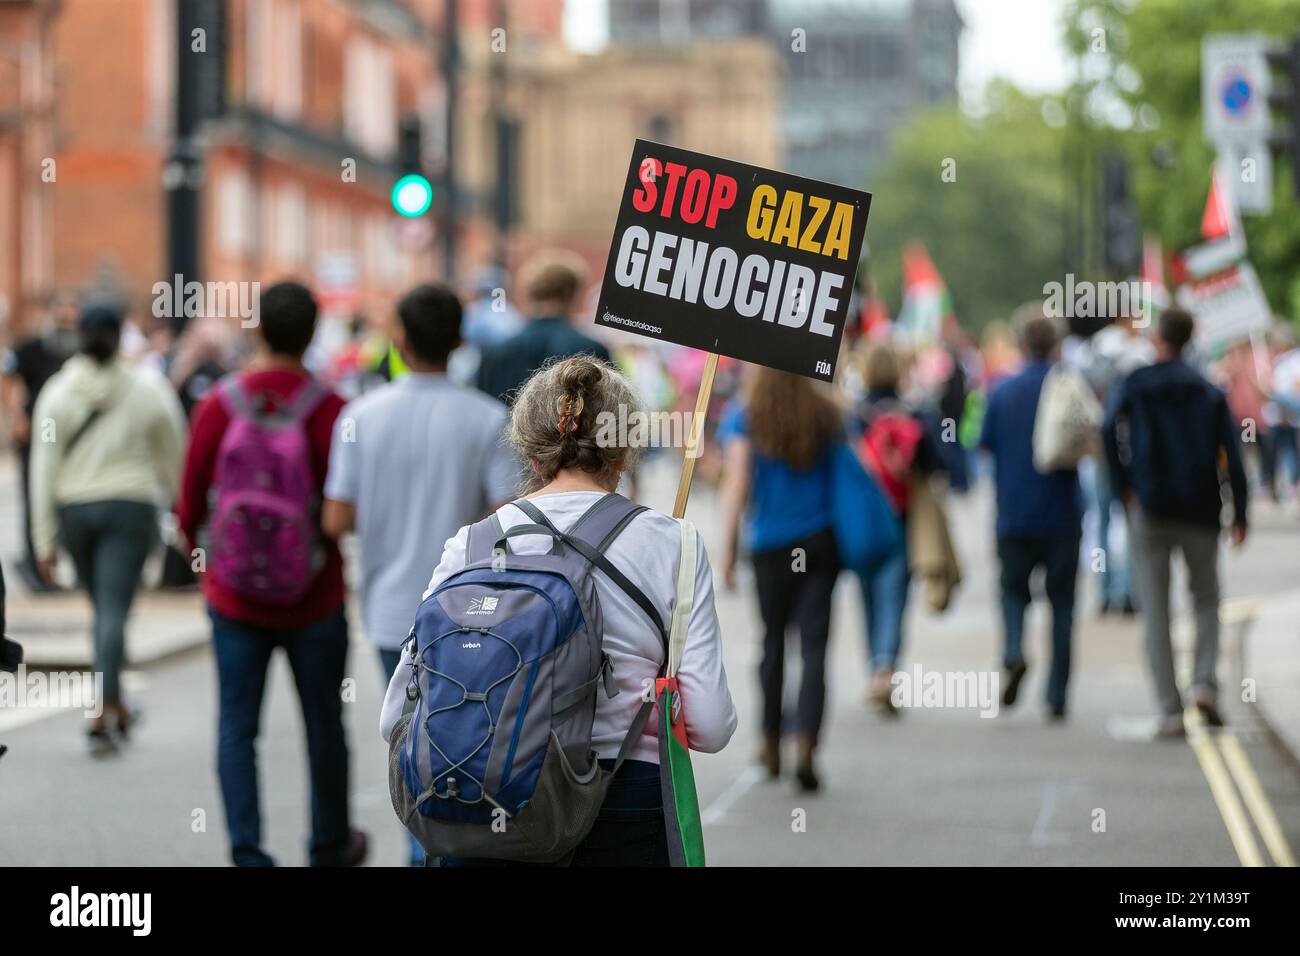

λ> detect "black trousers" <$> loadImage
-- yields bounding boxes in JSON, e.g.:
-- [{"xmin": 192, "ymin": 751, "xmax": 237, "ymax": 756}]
[
  {"xmin": 752, "ymin": 527, "xmax": 839, "ymax": 742},
  {"xmin": 17, "ymin": 443, "xmax": 37, "ymax": 571}
]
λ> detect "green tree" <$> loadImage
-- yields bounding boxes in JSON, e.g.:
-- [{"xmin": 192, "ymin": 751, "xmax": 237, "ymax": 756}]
[
  {"xmin": 1073, "ymin": 0, "xmax": 1300, "ymax": 319},
  {"xmin": 866, "ymin": 84, "xmax": 1070, "ymax": 331}
]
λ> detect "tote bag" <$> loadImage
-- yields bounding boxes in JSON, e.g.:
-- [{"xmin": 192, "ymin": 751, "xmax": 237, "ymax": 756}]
[
  {"xmin": 656, "ymin": 518, "xmax": 706, "ymax": 867},
  {"xmin": 828, "ymin": 442, "xmax": 904, "ymax": 573}
]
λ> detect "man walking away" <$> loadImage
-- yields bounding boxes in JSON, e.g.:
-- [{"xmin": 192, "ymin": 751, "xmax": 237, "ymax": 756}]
[
  {"xmin": 979, "ymin": 307, "xmax": 1084, "ymax": 720},
  {"xmin": 322, "ymin": 284, "xmax": 517, "ymax": 865},
  {"xmin": 474, "ymin": 250, "xmax": 610, "ymax": 405},
  {"xmin": 177, "ymin": 281, "xmax": 367, "ymax": 866},
  {"xmin": 1103, "ymin": 308, "xmax": 1248, "ymax": 737}
]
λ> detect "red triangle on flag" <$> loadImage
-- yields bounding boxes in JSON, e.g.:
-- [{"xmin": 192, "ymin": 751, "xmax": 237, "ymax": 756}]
[{"xmin": 1200, "ymin": 168, "xmax": 1234, "ymax": 240}]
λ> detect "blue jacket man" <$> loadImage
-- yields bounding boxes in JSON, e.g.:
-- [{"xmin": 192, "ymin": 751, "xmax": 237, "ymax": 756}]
[{"xmin": 980, "ymin": 308, "xmax": 1083, "ymax": 719}]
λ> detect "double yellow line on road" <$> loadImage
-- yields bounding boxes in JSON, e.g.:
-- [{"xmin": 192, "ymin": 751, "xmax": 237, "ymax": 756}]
[{"xmin": 1188, "ymin": 715, "xmax": 1296, "ymax": 867}]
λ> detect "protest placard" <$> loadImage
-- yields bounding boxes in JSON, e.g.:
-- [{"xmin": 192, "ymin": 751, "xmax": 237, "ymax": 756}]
[{"xmin": 595, "ymin": 140, "xmax": 871, "ymax": 382}]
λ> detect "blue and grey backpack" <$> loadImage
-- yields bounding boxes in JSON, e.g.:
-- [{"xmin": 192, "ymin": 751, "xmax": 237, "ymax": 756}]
[{"xmin": 387, "ymin": 493, "xmax": 668, "ymax": 862}]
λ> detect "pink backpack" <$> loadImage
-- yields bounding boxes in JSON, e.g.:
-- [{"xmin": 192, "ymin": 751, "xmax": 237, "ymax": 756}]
[{"xmin": 208, "ymin": 378, "xmax": 326, "ymax": 605}]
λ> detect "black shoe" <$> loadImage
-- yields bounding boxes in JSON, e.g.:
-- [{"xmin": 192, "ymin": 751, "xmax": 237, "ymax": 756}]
[
  {"xmin": 1046, "ymin": 705, "xmax": 1067, "ymax": 723},
  {"xmin": 86, "ymin": 726, "xmax": 118, "ymax": 757},
  {"xmin": 1119, "ymin": 599, "xmax": 1137, "ymax": 617},
  {"xmin": 340, "ymin": 829, "xmax": 369, "ymax": 867},
  {"xmin": 1097, "ymin": 598, "xmax": 1112, "ymax": 617},
  {"xmin": 17, "ymin": 561, "xmax": 62, "ymax": 594},
  {"xmin": 1196, "ymin": 699, "xmax": 1224, "ymax": 728},
  {"xmin": 1001, "ymin": 661, "xmax": 1027, "ymax": 708},
  {"xmin": 795, "ymin": 764, "xmax": 820, "ymax": 794},
  {"xmin": 113, "ymin": 707, "xmax": 143, "ymax": 742}
]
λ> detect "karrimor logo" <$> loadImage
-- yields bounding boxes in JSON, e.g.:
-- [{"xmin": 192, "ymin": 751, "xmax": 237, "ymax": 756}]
[
  {"xmin": 466, "ymin": 596, "xmax": 499, "ymax": 616},
  {"xmin": 49, "ymin": 886, "xmax": 151, "ymax": 936}
]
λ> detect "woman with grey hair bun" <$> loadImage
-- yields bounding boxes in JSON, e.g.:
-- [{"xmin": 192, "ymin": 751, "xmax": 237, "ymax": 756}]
[{"xmin": 380, "ymin": 354, "xmax": 737, "ymax": 866}]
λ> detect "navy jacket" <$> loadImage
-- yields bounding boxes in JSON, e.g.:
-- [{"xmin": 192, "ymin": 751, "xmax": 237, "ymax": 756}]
[
  {"xmin": 475, "ymin": 317, "xmax": 611, "ymax": 405},
  {"xmin": 979, "ymin": 361, "xmax": 1083, "ymax": 538},
  {"xmin": 1102, "ymin": 359, "xmax": 1247, "ymax": 530}
]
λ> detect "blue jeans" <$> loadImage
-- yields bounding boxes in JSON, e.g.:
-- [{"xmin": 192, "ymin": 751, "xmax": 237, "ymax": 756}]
[
  {"xmin": 996, "ymin": 534, "xmax": 1080, "ymax": 713},
  {"xmin": 1090, "ymin": 461, "xmax": 1132, "ymax": 606},
  {"xmin": 211, "ymin": 607, "xmax": 351, "ymax": 867},
  {"xmin": 857, "ymin": 547, "xmax": 910, "ymax": 672},
  {"xmin": 378, "ymin": 647, "xmax": 430, "ymax": 868},
  {"xmin": 58, "ymin": 500, "xmax": 158, "ymax": 705},
  {"xmin": 439, "ymin": 759, "xmax": 669, "ymax": 867}
]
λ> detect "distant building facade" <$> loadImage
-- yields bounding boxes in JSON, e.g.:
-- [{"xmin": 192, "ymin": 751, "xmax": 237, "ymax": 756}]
[
  {"xmin": 453, "ymin": 35, "xmax": 782, "ymax": 281},
  {"xmin": 609, "ymin": 0, "xmax": 963, "ymax": 188},
  {"xmin": 21, "ymin": 0, "xmax": 444, "ymax": 339},
  {"xmin": 0, "ymin": 0, "xmax": 58, "ymax": 339}
]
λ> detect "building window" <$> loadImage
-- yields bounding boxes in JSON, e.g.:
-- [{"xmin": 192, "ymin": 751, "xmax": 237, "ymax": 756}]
[
  {"xmin": 217, "ymin": 169, "xmax": 252, "ymax": 259},
  {"xmin": 272, "ymin": 0, "xmax": 303, "ymax": 120},
  {"xmin": 344, "ymin": 36, "xmax": 396, "ymax": 157},
  {"xmin": 273, "ymin": 184, "xmax": 308, "ymax": 266}
]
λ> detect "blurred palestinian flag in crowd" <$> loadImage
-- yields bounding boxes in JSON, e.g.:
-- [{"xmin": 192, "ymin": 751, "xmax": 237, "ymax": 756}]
[{"xmin": 897, "ymin": 243, "xmax": 954, "ymax": 348}]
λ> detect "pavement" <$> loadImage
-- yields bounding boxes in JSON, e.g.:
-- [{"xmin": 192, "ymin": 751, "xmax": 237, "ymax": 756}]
[{"xmin": 1, "ymin": 451, "xmax": 1298, "ymax": 866}]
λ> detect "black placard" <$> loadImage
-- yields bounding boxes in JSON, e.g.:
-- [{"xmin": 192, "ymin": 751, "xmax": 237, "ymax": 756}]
[{"xmin": 594, "ymin": 140, "xmax": 871, "ymax": 380}]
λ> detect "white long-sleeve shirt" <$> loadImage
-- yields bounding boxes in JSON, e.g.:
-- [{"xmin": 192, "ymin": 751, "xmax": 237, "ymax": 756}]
[{"xmin": 380, "ymin": 491, "xmax": 737, "ymax": 763}]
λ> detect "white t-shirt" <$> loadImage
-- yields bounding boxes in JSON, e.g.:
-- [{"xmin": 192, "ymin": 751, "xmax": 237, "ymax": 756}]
[
  {"xmin": 325, "ymin": 373, "xmax": 518, "ymax": 650},
  {"xmin": 379, "ymin": 491, "xmax": 738, "ymax": 764}
]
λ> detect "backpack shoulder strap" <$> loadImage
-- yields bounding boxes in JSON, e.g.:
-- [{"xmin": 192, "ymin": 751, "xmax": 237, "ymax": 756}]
[
  {"xmin": 284, "ymin": 379, "xmax": 328, "ymax": 423},
  {"xmin": 465, "ymin": 514, "xmax": 505, "ymax": 565},
  {"xmin": 217, "ymin": 376, "xmax": 255, "ymax": 420},
  {"xmin": 513, "ymin": 494, "xmax": 668, "ymax": 658}
]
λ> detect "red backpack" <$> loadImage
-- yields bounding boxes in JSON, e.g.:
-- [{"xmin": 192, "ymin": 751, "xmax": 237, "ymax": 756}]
[{"xmin": 859, "ymin": 409, "xmax": 925, "ymax": 514}]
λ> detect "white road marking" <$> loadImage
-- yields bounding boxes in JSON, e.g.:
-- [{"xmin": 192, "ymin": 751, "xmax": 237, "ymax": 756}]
[
  {"xmin": 1030, "ymin": 780, "xmax": 1075, "ymax": 847},
  {"xmin": 700, "ymin": 765, "xmax": 765, "ymax": 826}
]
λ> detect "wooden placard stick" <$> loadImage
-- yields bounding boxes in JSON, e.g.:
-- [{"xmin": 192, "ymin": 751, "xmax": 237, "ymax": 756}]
[{"xmin": 672, "ymin": 352, "xmax": 719, "ymax": 520}]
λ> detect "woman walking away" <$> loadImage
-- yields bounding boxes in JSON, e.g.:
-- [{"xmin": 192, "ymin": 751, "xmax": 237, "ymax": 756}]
[
  {"xmin": 381, "ymin": 355, "xmax": 736, "ymax": 866},
  {"xmin": 852, "ymin": 342, "xmax": 945, "ymax": 714},
  {"xmin": 30, "ymin": 303, "xmax": 187, "ymax": 754},
  {"xmin": 720, "ymin": 367, "xmax": 843, "ymax": 792}
]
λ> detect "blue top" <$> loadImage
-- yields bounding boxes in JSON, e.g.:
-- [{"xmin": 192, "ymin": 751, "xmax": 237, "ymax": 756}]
[
  {"xmin": 1102, "ymin": 359, "xmax": 1247, "ymax": 530},
  {"xmin": 718, "ymin": 401, "xmax": 833, "ymax": 553},
  {"xmin": 978, "ymin": 361, "xmax": 1083, "ymax": 539}
]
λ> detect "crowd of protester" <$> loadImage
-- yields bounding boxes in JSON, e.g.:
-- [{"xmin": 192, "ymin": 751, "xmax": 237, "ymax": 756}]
[{"xmin": 2, "ymin": 251, "xmax": 1293, "ymax": 865}]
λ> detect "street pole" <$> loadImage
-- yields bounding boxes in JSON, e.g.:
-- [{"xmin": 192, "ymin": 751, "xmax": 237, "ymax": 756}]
[
  {"xmin": 164, "ymin": 0, "xmax": 204, "ymax": 337},
  {"xmin": 441, "ymin": 0, "xmax": 459, "ymax": 282},
  {"xmin": 490, "ymin": 0, "xmax": 509, "ymax": 272}
]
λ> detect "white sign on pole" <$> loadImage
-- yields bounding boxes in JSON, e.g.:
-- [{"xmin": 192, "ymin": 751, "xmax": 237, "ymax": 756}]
[
  {"xmin": 1218, "ymin": 140, "xmax": 1274, "ymax": 216},
  {"xmin": 1202, "ymin": 34, "xmax": 1272, "ymax": 144},
  {"xmin": 1176, "ymin": 261, "xmax": 1274, "ymax": 351}
]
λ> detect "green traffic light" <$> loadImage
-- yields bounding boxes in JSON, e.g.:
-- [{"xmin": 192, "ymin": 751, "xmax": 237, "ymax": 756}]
[{"xmin": 392, "ymin": 174, "xmax": 433, "ymax": 217}]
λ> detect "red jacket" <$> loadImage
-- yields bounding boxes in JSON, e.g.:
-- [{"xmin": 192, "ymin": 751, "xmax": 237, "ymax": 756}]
[{"xmin": 176, "ymin": 367, "xmax": 346, "ymax": 630}]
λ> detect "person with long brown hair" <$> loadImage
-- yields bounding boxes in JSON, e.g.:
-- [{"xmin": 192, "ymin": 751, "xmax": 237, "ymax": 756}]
[{"xmin": 719, "ymin": 366, "xmax": 844, "ymax": 792}]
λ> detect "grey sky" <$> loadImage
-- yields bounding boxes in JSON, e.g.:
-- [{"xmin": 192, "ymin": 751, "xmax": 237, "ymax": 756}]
[{"xmin": 562, "ymin": 0, "xmax": 1073, "ymax": 102}]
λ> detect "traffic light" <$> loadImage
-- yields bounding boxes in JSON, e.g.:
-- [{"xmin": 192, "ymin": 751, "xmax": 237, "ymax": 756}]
[
  {"xmin": 1101, "ymin": 150, "xmax": 1141, "ymax": 280},
  {"xmin": 391, "ymin": 113, "xmax": 433, "ymax": 217},
  {"xmin": 392, "ymin": 174, "xmax": 433, "ymax": 218},
  {"xmin": 1267, "ymin": 35, "xmax": 1300, "ymax": 199}
]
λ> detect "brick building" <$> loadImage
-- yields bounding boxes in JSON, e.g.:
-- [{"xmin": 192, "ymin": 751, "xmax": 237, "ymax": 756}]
[
  {"xmin": 31, "ymin": 0, "xmax": 444, "ymax": 338},
  {"xmin": 0, "ymin": 0, "xmax": 58, "ymax": 340}
]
